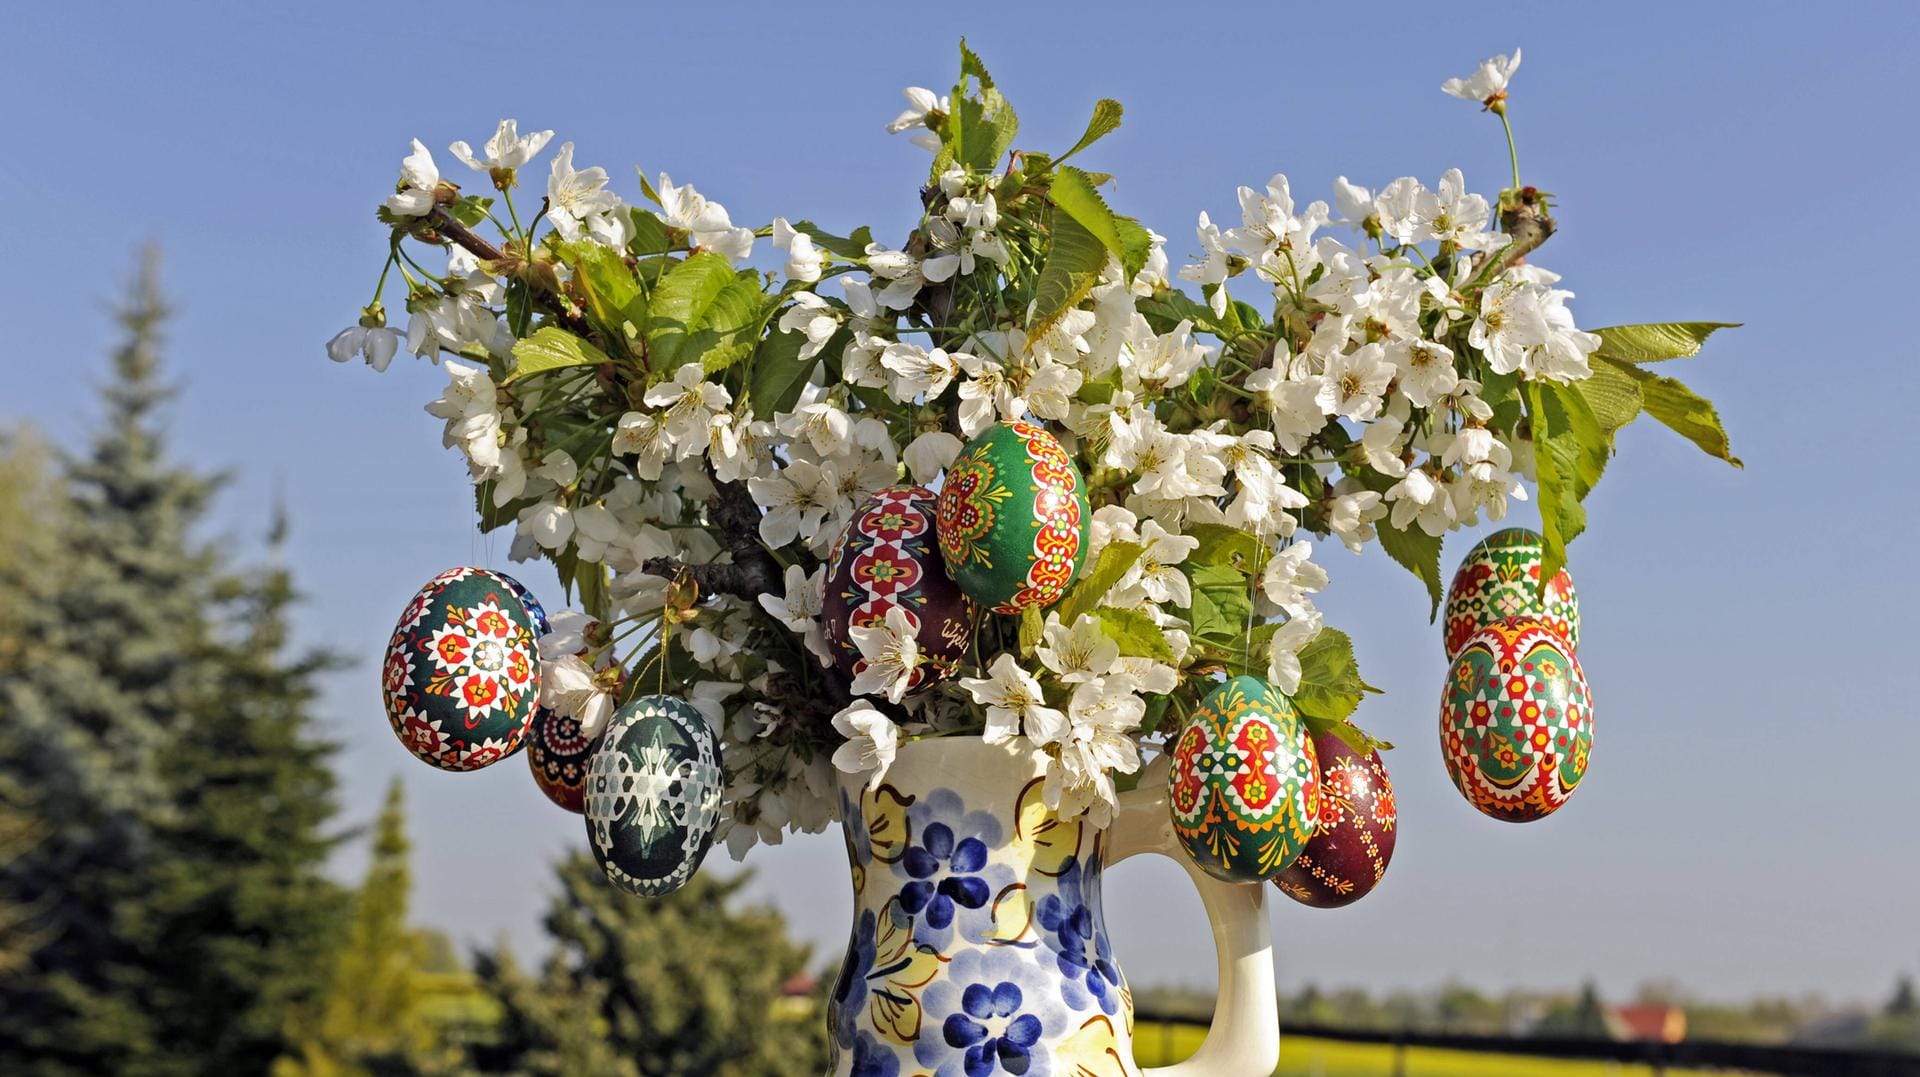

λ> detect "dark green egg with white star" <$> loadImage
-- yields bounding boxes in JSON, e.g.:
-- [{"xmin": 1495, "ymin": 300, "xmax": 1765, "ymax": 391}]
[{"xmin": 584, "ymin": 694, "xmax": 724, "ymax": 897}]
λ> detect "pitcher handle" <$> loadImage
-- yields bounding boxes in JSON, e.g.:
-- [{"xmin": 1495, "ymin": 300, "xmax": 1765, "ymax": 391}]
[{"xmin": 1106, "ymin": 764, "xmax": 1280, "ymax": 1077}]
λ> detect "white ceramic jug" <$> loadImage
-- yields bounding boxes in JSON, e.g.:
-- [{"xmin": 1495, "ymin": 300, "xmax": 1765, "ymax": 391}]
[{"xmin": 827, "ymin": 737, "xmax": 1279, "ymax": 1077}]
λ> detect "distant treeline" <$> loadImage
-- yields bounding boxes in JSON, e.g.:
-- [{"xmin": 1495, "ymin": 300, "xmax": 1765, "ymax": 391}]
[{"xmin": 1135, "ymin": 976, "xmax": 1920, "ymax": 1052}]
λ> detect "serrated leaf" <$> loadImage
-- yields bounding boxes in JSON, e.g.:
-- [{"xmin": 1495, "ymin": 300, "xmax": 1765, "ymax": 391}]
[
  {"xmin": 790, "ymin": 220, "xmax": 875, "ymax": 260},
  {"xmin": 1050, "ymin": 167, "xmax": 1151, "ymax": 280},
  {"xmin": 1594, "ymin": 356, "xmax": 1742, "ymax": 468},
  {"xmin": 1376, "ymin": 520, "xmax": 1445, "ymax": 620},
  {"xmin": 1572, "ymin": 357, "xmax": 1644, "ymax": 443},
  {"xmin": 1029, "ymin": 210, "xmax": 1107, "ymax": 338},
  {"xmin": 1188, "ymin": 561, "xmax": 1254, "ymax": 644},
  {"xmin": 628, "ymin": 208, "xmax": 673, "ymax": 256},
  {"xmin": 1093, "ymin": 607, "xmax": 1175, "ymax": 662},
  {"xmin": 1592, "ymin": 322, "xmax": 1740, "ymax": 364},
  {"xmin": 448, "ymin": 195, "xmax": 493, "ymax": 228},
  {"xmin": 1526, "ymin": 382, "xmax": 1589, "ymax": 596},
  {"xmin": 1196, "ymin": 622, "xmax": 1280, "ymax": 678},
  {"xmin": 1136, "ymin": 289, "xmax": 1244, "ymax": 341},
  {"xmin": 1018, "ymin": 605, "xmax": 1044, "ymax": 658},
  {"xmin": 507, "ymin": 326, "xmax": 609, "ymax": 382},
  {"xmin": 943, "ymin": 41, "xmax": 1018, "ymax": 173},
  {"xmin": 1057, "ymin": 99, "xmax": 1123, "ymax": 165},
  {"xmin": 1292, "ymin": 627, "xmax": 1366, "ymax": 724},
  {"xmin": 1184, "ymin": 523, "xmax": 1263, "ymax": 572},
  {"xmin": 646, "ymin": 253, "xmax": 766, "ymax": 374},
  {"xmin": 1055, "ymin": 541, "xmax": 1144, "ymax": 626},
  {"xmin": 567, "ymin": 243, "xmax": 647, "ymax": 352}
]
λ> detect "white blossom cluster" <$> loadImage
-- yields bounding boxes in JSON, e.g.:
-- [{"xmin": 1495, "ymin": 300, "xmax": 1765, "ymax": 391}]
[{"xmin": 335, "ymin": 47, "xmax": 1608, "ymax": 849}]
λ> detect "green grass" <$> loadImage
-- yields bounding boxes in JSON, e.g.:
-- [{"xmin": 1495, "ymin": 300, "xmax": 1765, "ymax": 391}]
[{"xmin": 1131, "ymin": 1022, "xmax": 1734, "ymax": 1076}]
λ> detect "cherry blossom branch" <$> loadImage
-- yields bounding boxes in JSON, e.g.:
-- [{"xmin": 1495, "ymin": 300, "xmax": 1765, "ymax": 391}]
[
  {"xmin": 1470, "ymin": 187, "xmax": 1557, "ymax": 288},
  {"xmin": 640, "ymin": 479, "xmax": 781, "ymax": 602},
  {"xmin": 423, "ymin": 209, "xmax": 595, "ymax": 337}
]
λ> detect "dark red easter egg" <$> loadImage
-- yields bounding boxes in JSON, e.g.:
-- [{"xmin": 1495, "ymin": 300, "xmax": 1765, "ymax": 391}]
[
  {"xmin": 822, "ymin": 484, "xmax": 974, "ymax": 691},
  {"xmin": 527, "ymin": 706, "xmax": 598, "ymax": 814},
  {"xmin": 1272, "ymin": 728, "xmax": 1397, "ymax": 908}
]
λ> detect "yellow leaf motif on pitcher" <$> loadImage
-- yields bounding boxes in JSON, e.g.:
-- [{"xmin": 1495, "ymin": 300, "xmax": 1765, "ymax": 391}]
[
  {"xmin": 1054, "ymin": 1014, "xmax": 1134, "ymax": 1077},
  {"xmin": 1007, "ymin": 776, "xmax": 1083, "ymax": 878},
  {"xmin": 985, "ymin": 881, "xmax": 1033, "ymax": 945},
  {"xmin": 863, "ymin": 783, "xmax": 915, "ymax": 865},
  {"xmin": 867, "ymin": 897, "xmax": 947, "ymax": 1043}
]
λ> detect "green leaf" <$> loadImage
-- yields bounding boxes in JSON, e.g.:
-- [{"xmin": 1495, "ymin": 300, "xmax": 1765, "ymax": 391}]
[
  {"xmin": 942, "ymin": 41, "xmax": 1018, "ymax": 173},
  {"xmin": 1183, "ymin": 523, "xmax": 1262, "ymax": 572},
  {"xmin": 1526, "ymin": 382, "xmax": 1590, "ymax": 595},
  {"xmin": 627, "ymin": 208, "xmax": 674, "ymax": 256},
  {"xmin": 747, "ymin": 323, "xmax": 837, "ymax": 421},
  {"xmin": 567, "ymin": 243, "xmax": 647, "ymax": 347},
  {"xmin": 1196, "ymin": 622, "xmax": 1280, "ymax": 678},
  {"xmin": 507, "ymin": 326, "xmax": 610, "ymax": 382},
  {"xmin": 1292, "ymin": 627, "xmax": 1368, "ymax": 725},
  {"xmin": 1572, "ymin": 357, "xmax": 1644, "ymax": 444},
  {"xmin": 1136, "ymin": 288, "xmax": 1244, "ymax": 341},
  {"xmin": 447, "ymin": 195, "xmax": 493, "ymax": 228},
  {"xmin": 1057, "ymin": 99, "xmax": 1123, "ymax": 165},
  {"xmin": 1544, "ymin": 381, "xmax": 1611, "ymax": 500},
  {"xmin": 1029, "ymin": 210, "xmax": 1107, "ymax": 338},
  {"xmin": 1591, "ymin": 322, "xmax": 1740, "ymax": 364},
  {"xmin": 1049, "ymin": 167, "xmax": 1151, "ymax": 280},
  {"xmin": 1187, "ymin": 561, "xmax": 1254, "ymax": 644},
  {"xmin": 1595, "ymin": 356, "xmax": 1742, "ymax": 467},
  {"xmin": 646, "ymin": 253, "xmax": 766, "ymax": 374},
  {"xmin": 790, "ymin": 220, "xmax": 875, "ymax": 260},
  {"xmin": 1055, "ymin": 541, "xmax": 1143, "ymax": 625},
  {"xmin": 1376, "ymin": 520, "xmax": 1445, "ymax": 620},
  {"xmin": 1092, "ymin": 607, "xmax": 1176, "ymax": 662},
  {"xmin": 1018, "ymin": 605, "xmax": 1044, "ymax": 658}
]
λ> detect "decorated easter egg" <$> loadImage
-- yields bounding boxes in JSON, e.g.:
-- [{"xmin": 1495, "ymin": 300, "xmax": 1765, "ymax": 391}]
[
  {"xmin": 1272, "ymin": 730, "xmax": 1396, "ymax": 908},
  {"xmin": 382, "ymin": 567, "xmax": 541, "ymax": 771},
  {"xmin": 1168, "ymin": 676, "xmax": 1320, "ymax": 883},
  {"xmin": 823, "ymin": 484, "xmax": 975, "ymax": 691},
  {"xmin": 1440, "ymin": 617, "xmax": 1593, "ymax": 822},
  {"xmin": 935, "ymin": 420, "xmax": 1089, "ymax": 614},
  {"xmin": 585, "ymin": 694, "xmax": 724, "ymax": 897},
  {"xmin": 527, "ymin": 707, "xmax": 598, "ymax": 814},
  {"xmin": 1443, "ymin": 528, "xmax": 1579, "ymax": 657}
]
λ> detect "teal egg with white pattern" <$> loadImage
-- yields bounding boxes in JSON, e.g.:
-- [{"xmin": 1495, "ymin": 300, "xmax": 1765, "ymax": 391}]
[{"xmin": 584, "ymin": 694, "xmax": 724, "ymax": 897}]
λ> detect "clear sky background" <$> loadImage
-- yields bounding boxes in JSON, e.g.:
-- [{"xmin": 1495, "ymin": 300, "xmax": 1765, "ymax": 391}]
[{"xmin": 4, "ymin": 2, "xmax": 1916, "ymax": 1005}]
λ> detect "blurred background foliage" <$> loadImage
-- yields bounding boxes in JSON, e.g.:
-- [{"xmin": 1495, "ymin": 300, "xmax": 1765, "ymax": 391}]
[{"xmin": 0, "ymin": 254, "xmax": 1911, "ymax": 1074}]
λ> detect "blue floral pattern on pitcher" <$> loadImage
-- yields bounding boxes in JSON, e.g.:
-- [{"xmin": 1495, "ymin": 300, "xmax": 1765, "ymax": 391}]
[{"xmin": 829, "ymin": 772, "xmax": 1137, "ymax": 1077}]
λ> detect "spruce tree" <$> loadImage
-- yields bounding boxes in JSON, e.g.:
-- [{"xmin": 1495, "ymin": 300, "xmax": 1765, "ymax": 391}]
[
  {"xmin": 470, "ymin": 855, "xmax": 828, "ymax": 1077},
  {"xmin": 0, "ymin": 249, "xmax": 343, "ymax": 1074}
]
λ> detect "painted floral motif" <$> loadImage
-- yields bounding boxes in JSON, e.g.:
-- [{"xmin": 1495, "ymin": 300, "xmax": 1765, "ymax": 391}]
[
  {"xmin": 936, "ymin": 421, "xmax": 1089, "ymax": 615},
  {"xmin": 382, "ymin": 567, "xmax": 541, "ymax": 772},
  {"xmin": 824, "ymin": 485, "xmax": 975, "ymax": 691},
  {"xmin": 830, "ymin": 767, "xmax": 1136, "ymax": 1077},
  {"xmin": 1168, "ymin": 676, "xmax": 1319, "ymax": 882},
  {"xmin": 1442, "ymin": 527, "xmax": 1580, "ymax": 657}
]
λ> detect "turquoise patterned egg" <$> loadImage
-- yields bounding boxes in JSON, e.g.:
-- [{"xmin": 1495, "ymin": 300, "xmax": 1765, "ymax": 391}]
[
  {"xmin": 935, "ymin": 420, "xmax": 1089, "ymax": 613},
  {"xmin": 585, "ymin": 695, "xmax": 724, "ymax": 897},
  {"xmin": 1167, "ymin": 676, "xmax": 1320, "ymax": 883},
  {"xmin": 382, "ymin": 567, "xmax": 541, "ymax": 772}
]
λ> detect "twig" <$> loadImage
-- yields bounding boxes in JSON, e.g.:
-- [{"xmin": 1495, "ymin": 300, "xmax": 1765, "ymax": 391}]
[{"xmin": 424, "ymin": 209, "xmax": 594, "ymax": 337}]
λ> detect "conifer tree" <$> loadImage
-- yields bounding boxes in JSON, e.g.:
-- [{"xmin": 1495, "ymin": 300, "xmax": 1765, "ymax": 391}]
[
  {"xmin": 0, "ymin": 250, "xmax": 342, "ymax": 1074},
  {"xmin": 469, "ymin": 855, "xmax": 828, "ymax": 1077},
  {"xmin": 278, "ymin": 779, "xmax": 456, "ymax": 1077}
]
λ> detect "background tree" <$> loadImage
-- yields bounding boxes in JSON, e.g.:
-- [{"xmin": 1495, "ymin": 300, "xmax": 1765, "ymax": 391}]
[
  {"xmin": 469, "ymin": 855, "xmax": 828, "ymax": 1077},
  {"xmin": 0, "ymin": 250, "xmax": 343, "ymax": 1074},
  {"xmin": 1536, "ymin": 979, "xmax": 1612, "ymax": 1039},
  {"xmin": 278, "ymin": 779, "xmax": 472, "ymax": 1077}
]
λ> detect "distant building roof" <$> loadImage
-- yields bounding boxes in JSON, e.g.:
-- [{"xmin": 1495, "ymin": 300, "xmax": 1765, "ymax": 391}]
[
  {"xmin": 782, "ymin": 972, "xmax": 819, "ymax": 998},
  {"xmin": 1609, "ymin": 1004, "xmax": 1687, "ymax": 1043}
]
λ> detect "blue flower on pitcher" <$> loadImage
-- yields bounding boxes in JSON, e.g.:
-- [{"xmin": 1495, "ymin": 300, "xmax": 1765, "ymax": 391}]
[
  {"xmin": 845, "ymin": 1031, "xmax": 902, "ymax": 1077},
  {"xmin": 915, "ymin": 947, "xmax": 1065, "ymax": 1077},
  {"xmin": 1034, "ymin": 856, "xmax": 1122, "ymax": 1014},
  {"xmin": 900, "ymin": 822, "xmax": 991, "ymax": 931}
]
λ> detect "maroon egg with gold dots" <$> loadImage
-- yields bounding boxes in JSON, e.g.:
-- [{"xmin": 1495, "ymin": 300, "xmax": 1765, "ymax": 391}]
[
  {"xmin": 822, "ymin": 484, "xmax": 975, "ymax": 691},
  {"xmin": 527, "ymin": 708, "xmax": 598, "ymax": 814},
  {"xmin": 1272, "ymin": 729, "xmax": 1397, "ymax": 908}
]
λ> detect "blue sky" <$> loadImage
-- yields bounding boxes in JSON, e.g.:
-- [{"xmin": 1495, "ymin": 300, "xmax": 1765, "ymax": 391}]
[{"xmin": 4, "ymin": 3, "xmax": 1916, "ymax": 1003}]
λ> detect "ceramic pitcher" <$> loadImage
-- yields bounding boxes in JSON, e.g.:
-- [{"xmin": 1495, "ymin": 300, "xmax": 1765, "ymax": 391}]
[{"xmin": 827, "ymin": 738, "xmax": 1279, "ymax": 1077}]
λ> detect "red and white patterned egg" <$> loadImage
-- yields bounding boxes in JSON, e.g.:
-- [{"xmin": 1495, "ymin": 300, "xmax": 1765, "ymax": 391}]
[
  {"xmin": 381, "ymin": 567, "xmax": 541, "ymax": 772},
  {"xmin": 822, "ymin": 484, "xmax": 974, "ymax": 690},
  {"xmin": 527, "ymin": 707, "xmax": 598, "ymax": 813},
  {"xmin": 1443, "ymin": 528, "xmax": 1579, "ymax": 657},
  {"xmin": 1440, "ymin": 617, "xmax": 1593, "ymax": 822}
]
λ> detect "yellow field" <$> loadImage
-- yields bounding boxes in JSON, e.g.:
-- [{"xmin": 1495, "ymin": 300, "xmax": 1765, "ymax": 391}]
[{"xmin": 1132, "ymin": 1022, "xmax": 1733, "ymax": 1076}]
